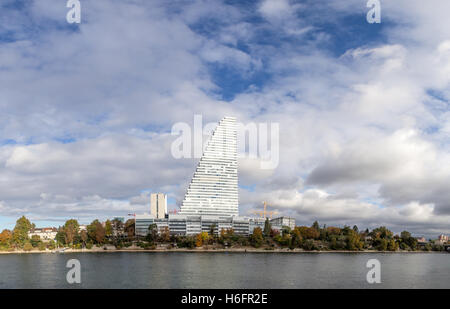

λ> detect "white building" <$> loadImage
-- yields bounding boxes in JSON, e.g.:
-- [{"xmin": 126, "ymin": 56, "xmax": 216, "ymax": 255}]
[
  {"xmin": 270, "ymin": 217, "xmax": 296, "ymax": 230},
  {"xmin": 151, "ymin": 193, "xmax": 167, "ymax": 219},
  {"xmin": 179, "ymin": 116, "xmax": 238, "ymax": 217},
  {"xmin": 28, "ymin": 228, "xmax": 57, "ymax": 241}
]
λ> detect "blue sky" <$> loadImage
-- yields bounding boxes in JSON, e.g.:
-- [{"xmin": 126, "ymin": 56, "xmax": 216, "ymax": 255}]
[{"xmin": 1, "ymin": 0, "xmax": 450, "ymax": 237}]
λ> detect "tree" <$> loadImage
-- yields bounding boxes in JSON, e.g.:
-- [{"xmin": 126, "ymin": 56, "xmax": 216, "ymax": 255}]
[
  {"xmin": 13, "ymin": 216, "xmax": 33, "ymax": 246},
  {"xmin": 400, "ymin": 231, "xmax": 411, "ymax": 240},
  {"xmin": 111, "ymin": 219, "xmax": 124, "ymax": 237},
  {"xmin": 87, "ymin": 220, "xmax": 105, "ymax": 244},
  {"xmin": 209, "ymin": 224, "xmax": 216, "ymax": 238},
  {"xmin": 250, "ymin": 227, "xmax": 263, "ymax": 248},
  {"xmin": 312, "ymin": 221, "xmax": 320, "ymax": 232},
  {"xmin": 30, "ymin": 235, "xmax": 41, "ymax": 247},
  {"xmin": 146, "ymin": 224, "xmax": 158, "ymax": 242},
  {"xmin": 352, "ymin": 225, "xmax": 359, "ymax": 234},
  {"xmin": 290, "ymin": 228, "xmax": 303, "ymax": 248},
  {"xmin": 160, "ymin": 226, "xmax": 171, "ymax": 243},
  {"xmin": 38, "ymin": 241, "xmax": 46, "ymax": 251},
  {"xmin": 297, "ymin": 226, "xmax": 320, "ymax": 239},
  {"xmin": 346, "ymin": 230, "xmax": 363, "ymax": 250},
  {"xmin": 55, "ymin": 227, "xmax": 66, "ymax": 246},
  {"xmin": 263, "ymin": 218, "xmax": 272, "ymax": 237},
  {"xmin": 63, "ymin": 219, "xmax": 79, "ymax": 245},
  {"xmin": 0, "ymin": 229, "xmax": 12, "ymax": 247},
  {"xmin": 124, "ymin": 219, "xmax": 135, "ymax": 239},
  {"xmin": 195, "ymin": 233, "xmax": 203, "ymax": 247},
  {"xmin": 105, "ymin": 220, "xmax": 113, "ymax": 237},
  {"xmin": 23, "ymin": 241, "xmax": 33, "ymax": 251},
  {"xmin": 47, "ymin": 240, "xmax": 56, "ymax": 250},
  {"xmin": 80, "ymin": 230, "xmax": 88, "ymax": 247},
  {"xmin": 370, "ymin": 226, "xmax": 393, "ymax": 240}
]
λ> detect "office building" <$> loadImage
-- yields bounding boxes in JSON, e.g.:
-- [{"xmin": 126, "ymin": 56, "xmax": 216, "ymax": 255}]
[
  {"xmin": 151, "ymin": 193, "xmax": 167, "ymax": 219},
  {"xmin": 179, "ymin": 117, "xmax": 238, "ymax": 217},
  {"xmin": 270, "ymin": 217, "xmax": 296, "ymax": 230}
]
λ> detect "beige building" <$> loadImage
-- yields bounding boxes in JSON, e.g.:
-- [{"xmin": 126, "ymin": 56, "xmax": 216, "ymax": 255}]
[
  {"xmin": 151, "ymin": 193, "xmax": 167, "ymax": 219},
  {"xmin": 28, "ymin": 227, "xmax": 57, "ymax": 242}
]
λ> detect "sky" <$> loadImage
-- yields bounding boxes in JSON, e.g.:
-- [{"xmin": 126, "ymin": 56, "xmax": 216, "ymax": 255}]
[{"xmin": 0, "ymin": 0, "xmax": 449, "ymax": 238}]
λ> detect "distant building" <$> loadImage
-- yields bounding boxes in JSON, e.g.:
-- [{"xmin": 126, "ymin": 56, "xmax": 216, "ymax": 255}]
[
  {"xmin": 135, "ymin": 215, "xmax": 282, "ymax": 237},
  {"xmin": 28, "ymin": 227, "xmax": 57, "ymax": 241},
  {"xmin": 416, "ymin": 237, "xmax": 427, "ymax": 243},
  {"xmin": 151, "ymin": 193, "xmax": 167, "ymax": 219},
  {"xmin": 270, "ymin": 217, "xmax": 296, "ymax": 230},
  {"xmin": 135, "ymin": 214, "xmax": 155, "ymax": 236},
  {"xmin": 179, "ymin": 117, "xmax": 238, "ymax": 217},
  {"xmin": 438, "ymin": 234, "xmax": 448, "ymax": 243},
  {"xmin": 78, "ymin": 225, "xmax": 87, "ymax": 232}
]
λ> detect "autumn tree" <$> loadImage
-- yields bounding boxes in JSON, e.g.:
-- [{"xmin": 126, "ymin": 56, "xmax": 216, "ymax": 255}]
[
  {"xmin": 63, "ymin": 219, "xmax": 79, "ymax": 245},
  {"xmin": 160, "ymin": 226, "xmax": 171, "ymax": 243},
  {"xmin": 124, "ymin": 219, "xmax": 135, "ymax": 239},
  {"xmin": 87, "ymin": 220, "xmax": 105, "ymax": 244},
  {"xmin": 195, "ymin": 233, "xmax": 203, "ymax": 247},
  {"xmin": 0, "ymin": 229, "xmax": 12, "ymax": 248},
  {"xmin": 250, "ymin": 227, "xmax": 263, "ymax": 248}
]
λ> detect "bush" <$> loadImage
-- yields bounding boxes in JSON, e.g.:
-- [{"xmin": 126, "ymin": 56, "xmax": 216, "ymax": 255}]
[{"xmin": 23, "ymin": 242, "xmax": 33, "ymax": 251}]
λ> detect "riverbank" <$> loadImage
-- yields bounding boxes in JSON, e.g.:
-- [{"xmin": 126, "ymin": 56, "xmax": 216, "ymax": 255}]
[{"xmin": 1, "ymin": 247, "xmax": 447, "ymax": 254}]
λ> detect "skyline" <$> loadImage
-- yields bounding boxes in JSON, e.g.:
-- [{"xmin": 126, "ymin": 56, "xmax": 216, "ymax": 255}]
[{"xmin": 1, "ymin": 0, "xmax": 450, "ymax": 237}]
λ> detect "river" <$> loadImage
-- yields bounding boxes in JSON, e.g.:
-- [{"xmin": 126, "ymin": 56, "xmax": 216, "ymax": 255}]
[{"xmin": 0, "ymin": 252, "xmax": 448, "ymax": 288}]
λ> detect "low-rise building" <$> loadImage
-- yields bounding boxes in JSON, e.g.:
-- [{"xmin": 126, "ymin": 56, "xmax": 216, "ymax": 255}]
[
  {"xmin": 28, "ymin": 227, "xmax": 57, "ymax": 241},
  {"xmin": 438, "ymin": 234, "xmax": 448, "ymax": 243},
  {"xmin": 134, "ymin": 214, "xmax": 284, "ymax": 237},
  {"xmin": 270, "ymin": 217, "xmax": 296, "ymax": 230}
]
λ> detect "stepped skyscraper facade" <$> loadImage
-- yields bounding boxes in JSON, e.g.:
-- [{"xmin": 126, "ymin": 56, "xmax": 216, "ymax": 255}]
[{"xmin": 179, "ymin": 116, "xmax": 238, "ymax": 217}]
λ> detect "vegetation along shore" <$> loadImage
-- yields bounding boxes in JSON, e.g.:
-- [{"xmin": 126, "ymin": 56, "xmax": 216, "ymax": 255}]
[{"xmin": 0, "ymin": 216, "xmax": 448, "ymax": 254}]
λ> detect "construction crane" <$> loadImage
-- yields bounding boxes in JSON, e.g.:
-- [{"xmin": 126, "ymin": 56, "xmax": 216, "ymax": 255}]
[
  {"xmin": 168, "ymin": 208, "xmax": 179, "ymax": 215},
  {"xmin": 252, "ymin": 201, "xmax": 278, "ymax": 219}
]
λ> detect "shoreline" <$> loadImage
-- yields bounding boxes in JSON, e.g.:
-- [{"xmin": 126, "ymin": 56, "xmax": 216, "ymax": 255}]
[{"xmin": 1, "ymin": 248, "xmax": 447, "ymax": 255}]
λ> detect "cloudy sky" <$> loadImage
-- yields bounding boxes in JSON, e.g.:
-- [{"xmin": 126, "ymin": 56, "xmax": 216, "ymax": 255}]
[{"xmin": 1, "ymin": 0, "xmax": 449, "ymax": 237}]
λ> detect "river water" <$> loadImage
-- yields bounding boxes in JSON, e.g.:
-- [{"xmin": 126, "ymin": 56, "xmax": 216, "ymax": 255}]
[{"xmin": 0, "ymin": 252, "xmax": 448, "ymax": 288}]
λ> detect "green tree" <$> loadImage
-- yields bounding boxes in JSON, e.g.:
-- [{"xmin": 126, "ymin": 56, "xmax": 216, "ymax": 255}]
[
  {"xmin": 312, "ymin": 221, "xmax": 320, "ymax": 232},
  {"xmin": 38, "ymin": 242, "xmax": 46, "ymax": 251},
  {"xmin": 146, "ymin": 224, "xmax": 158, "ymax": 243},
  {"xmin": 13, "ymin": 216, "xmax": 33, "ymax": 247},
  {"xmin": 55, "ymin": 227, "xmax": 66, "ymax": 246},
  {"xmin": 263, "ymin": 218, "xmax": 272, "ymax": 237},
  {"xmin": 30, "ymin": 235, "xmax": 41, "ymax": 247},
  {"xmin": 63, "ymin": 219, "xmax": 79, "ymax": 245},
  {"xmin": 47, "ymin": 240, "xmax": 56, "ymax": 250},
  {"xmin": 105, "ymin": 220, "xmax": 113, "ymax": 237}
]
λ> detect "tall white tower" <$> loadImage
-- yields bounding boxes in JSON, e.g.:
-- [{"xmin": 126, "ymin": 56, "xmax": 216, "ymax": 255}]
[
  {"xmin": 151, "ymin": 193, "xmax": 167, "ymax": 219},
  {"xmin": 180, "ymin": 116, "xmax": 238, "ymax": 217}
]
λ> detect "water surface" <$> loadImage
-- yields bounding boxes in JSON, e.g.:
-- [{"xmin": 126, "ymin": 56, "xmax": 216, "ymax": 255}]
[{"xmin": 0, "ymin": 252, "xmax": 448, "ymax": 288}]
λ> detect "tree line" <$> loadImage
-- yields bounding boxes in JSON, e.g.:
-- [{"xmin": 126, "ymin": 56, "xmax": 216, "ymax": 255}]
[{"xmin": 0, "ymin": 216, "xmax": 447, "ymax": 252}]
